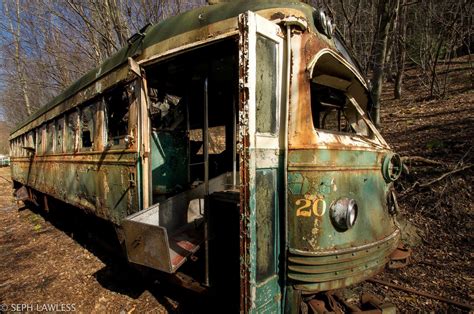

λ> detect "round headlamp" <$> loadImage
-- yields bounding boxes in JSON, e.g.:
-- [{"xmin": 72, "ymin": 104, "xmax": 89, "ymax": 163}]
[
  {"xmin": 325, "ymin": 19, "xmax": 334, "ymax": 38},
  {"xmin": 314, "ymin": 10, "xmax": 335, "ymax": 38},
  {"xmin": 330, "ymin": 198, "xmax": 358, "ymax": 231},
  {"xmin": 382, "ymin": 153, "xmax": 402, "ymax": 182}
]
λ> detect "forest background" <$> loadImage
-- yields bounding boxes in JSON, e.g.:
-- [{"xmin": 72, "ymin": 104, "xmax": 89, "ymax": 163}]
[{"xmin": 0, "ymin": 0, "xmax": 471, "ymax": 152}]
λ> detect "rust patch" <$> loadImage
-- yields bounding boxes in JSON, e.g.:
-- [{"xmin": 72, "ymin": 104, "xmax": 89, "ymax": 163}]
[
  {"xmin": 238, "ymin": 12, "xmax": 251, "ymax": 313},
  {"xmin": 289, "ymin": 29, "xmax": 329, "ymax": 149},
  {"xmin": 270, "ymin": 12, "xmax": 285, "ymax": 20}
]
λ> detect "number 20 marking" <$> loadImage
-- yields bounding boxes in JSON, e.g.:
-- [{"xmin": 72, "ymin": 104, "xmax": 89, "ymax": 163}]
[{"xmin": 295, "ymin": 198, "xmax": 327, "ymax": 218}]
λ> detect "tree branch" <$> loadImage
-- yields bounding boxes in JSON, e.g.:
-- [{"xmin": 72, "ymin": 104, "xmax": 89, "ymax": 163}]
[{"xmin": 401, "ymin": 156, "xmax": 445, "ymax": 166}]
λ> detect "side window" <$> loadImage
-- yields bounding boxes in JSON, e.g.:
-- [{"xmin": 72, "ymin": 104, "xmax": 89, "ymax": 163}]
[
  {"xmin": 104, "ymin": 85, "xmax": 130, "ymax": 147},
  {"xmin": 56, "ymin": 117, "xmax": 64, "ymax": 153},
  {"xmin": 80, "ymin": 103, "xmax": 96, "ymax": 150},
  {"xmin": 28, "ymin": 131, "xmax": 35, "ymax": 151},
  {"xmin": 22, "ymin": 135, "xmax": 27, "ymax": 156},
  {"xmin": 37, "ymin": 126, "xmax": 44, "ymax": 155},
  {"xmin": 46, "ymin": 121, "xmax": 55, "ymax": 154},
  {"xmin": 18, "ymin": 138, "xmax": 21, "ymax": 156},
  {"xmin": 65, "ymin": 110, "xmax": 79, "ymax": 152},
  {"xmin": 13, "ymin": 138, "xmax": 18, "ymax": 157}
]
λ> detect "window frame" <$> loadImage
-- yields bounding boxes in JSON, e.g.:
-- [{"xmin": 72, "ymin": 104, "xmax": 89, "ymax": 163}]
[
  {"xmin": 46, "ymin": 121, "xmax": 56, "ymax": 154},
  {"xmin": 65, "ymin": 109, "xmax": 80, "ymax": 153},
  {"xmin": 79, "ymin": 102, "xmax": 98, "ymax": 151},
  {"xmin": 103, "ymin": 83, "xmax": 133, "ymax": 150},
  {"xmin": 55, "ymin": 116, "xmax": 65, "ymax": 154}
]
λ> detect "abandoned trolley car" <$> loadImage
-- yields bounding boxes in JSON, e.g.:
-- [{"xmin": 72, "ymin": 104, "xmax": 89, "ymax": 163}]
[{"xmin": 10, "ymin": 1, "xmax": 402, "ymax": 312}]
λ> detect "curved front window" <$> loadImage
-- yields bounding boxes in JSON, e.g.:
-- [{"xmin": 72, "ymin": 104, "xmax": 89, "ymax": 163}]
[{"xmin": 308, "ymin": 51, "xmax": 387, "ymax": 147}]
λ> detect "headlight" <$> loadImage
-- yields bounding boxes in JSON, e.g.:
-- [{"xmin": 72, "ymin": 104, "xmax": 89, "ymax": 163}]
[
  {"xmin": 330, "ymin": 198, "xmax": 358, "ymax": 231},
  {"xmin": 314, "ymin": 10, "xmax": 335, "ymax": 39},
  {"xmin": 382, "ymin": 153, "xmax": 402, "ymax": 182}
]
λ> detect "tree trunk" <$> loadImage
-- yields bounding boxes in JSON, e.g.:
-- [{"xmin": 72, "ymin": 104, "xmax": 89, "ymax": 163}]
[
  {"xmin": 429, "ymin": 38, "xmax": 443, "ymax": 98},
  {"xmin": 5, "ymin": 0, "xmax": 32, "ymax": 116},
  {"xmin": 370, "ymin": 0, "xmax": 399, "ymax": 126},
  {"xmin": 394, "ymin": 0, "xmax": 407, "ymax": 99}
]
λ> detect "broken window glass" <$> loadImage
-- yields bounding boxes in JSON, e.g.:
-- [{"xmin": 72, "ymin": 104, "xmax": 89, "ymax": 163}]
[
  {"xmin": 81, "ymin": 104, "xmax": 96, "ymax": 149},
  {"xmin": 46, "ymin": 122, "xmax": 55, "ymax": 153},
  {"xmin": 105, "ymin": 85, "xmax": 130, "ymax": 147},
  {"xmin": 36, "ymin": 126, "xmax": 44, "ymax": 155},
  {"xmin": 56, "ymin": 117, "xmax": 64, "ymax": 153},
  {"xmin": 256, "ymin": 169, "xmax": 277, "ymax": 282},
  {"xmin": 27, "ymin": 131, "xmax": 35, "ymax": 152},
  {"xmin": 65, "ymin": 110, "xmax": 79, "ymax": 152},
  {"xmin": 311, "ymin": 83, "xmax": 370, "ymax": 137},
  {"xmin": 149, "ymin": 89, "xmax": 184, "ymax": 131}
]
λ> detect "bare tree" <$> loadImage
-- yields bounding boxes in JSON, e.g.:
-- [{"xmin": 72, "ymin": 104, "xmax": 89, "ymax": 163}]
[
  {"xmin": 0, "ymin": 0, "xmax": 470, "ymax": 129},
  {"xmin": 394, "ymin": 0, "xmax": 408, "ymax": 99},
  {"xmin": 3, "ymin": 0, "xmax": 32, "ymax": 116},
  {"xmin": 370, "ymin": 0, "xmax": 399, "ymax": 126},
  {"xmin": 0, "ymin": 0, "xmax": 205, "ymax": 127}
]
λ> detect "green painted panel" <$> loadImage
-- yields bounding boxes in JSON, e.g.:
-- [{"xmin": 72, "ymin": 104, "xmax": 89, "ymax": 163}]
[
  {"xmin": 252, "ymin": 166, "xmax": 282, "ymax": 313},
  {"xmin": 284, "ymin": 147, "xmax": 400, "ymax": 296},
  {"xmin": 285, "ymin": 147, "xmax": 398, "ymax": 294},
  {"xmin": 289, "ymin": 148, "xmax": 380, "ymax": 167},
  {"xmin": 151, "ymin": 131, "xmax": 188, "ymax": 196},
  {"xmin": 255, "ymin": 276, "xmax": 281, "ymax": 313},
  {"xmin": 255, "ymin": 169, "xmax": 277, "ymax": 282},
  {"xmin": 288, "ymin": 149, "xmax": 395, "ymax": 253}
]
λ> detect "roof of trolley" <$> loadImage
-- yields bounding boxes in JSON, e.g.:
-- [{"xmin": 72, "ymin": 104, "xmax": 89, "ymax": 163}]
[{"xmin": 11, "ymin": 0, "xmax": 318, "ymax": 136}]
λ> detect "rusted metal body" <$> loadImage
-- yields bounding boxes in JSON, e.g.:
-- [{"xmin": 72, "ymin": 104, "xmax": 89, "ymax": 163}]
[
  {"xmin": 9, "ymin": 1, "xmax": 401, "ymax": 313},
  {"xmin": 11, "ymin": 151, "xmax": 138, "ymax": 224},
  {"xmin": 10, "ymin": 71, "xmax": 141, "ymax": 224}
]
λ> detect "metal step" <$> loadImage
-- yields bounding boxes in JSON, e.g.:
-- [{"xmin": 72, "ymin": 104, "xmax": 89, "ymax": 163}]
[{"xmin": 122, "ymin": 172, "xmax": 234, "ymax": 273}]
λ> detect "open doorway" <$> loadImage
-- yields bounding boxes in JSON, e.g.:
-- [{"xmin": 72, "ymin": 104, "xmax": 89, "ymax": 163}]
[
  {"xmin": 146, "ymin": 39, "xmax": 238, "ymax": 203},
  {"xmin": 134, "ymin": 38, "xmax": 241, "ymax": 307}
]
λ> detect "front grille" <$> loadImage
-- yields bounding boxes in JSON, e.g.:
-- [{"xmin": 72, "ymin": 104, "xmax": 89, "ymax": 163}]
[{"xmin": 287, "ymin": 229, "xmax": 399, "ymax": 292}]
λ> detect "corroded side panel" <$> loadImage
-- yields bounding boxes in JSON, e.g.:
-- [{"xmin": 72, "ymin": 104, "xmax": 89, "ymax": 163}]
[{"xmin": 11, "ymin": 152, "xmax": 138, "ymax": 225}]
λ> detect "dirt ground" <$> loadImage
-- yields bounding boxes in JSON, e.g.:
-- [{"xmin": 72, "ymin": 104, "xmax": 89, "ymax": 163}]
[
  {"xmin": 0, "ymin": 58, "xmax": 472, "ymax": 313},
  {"xmin": 360, "ymin": 57, "xmax": 474, "ymax": 312},
  {"xmin": 0, "ymin": 165, "xmax": 184, "ymax": 312}
]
